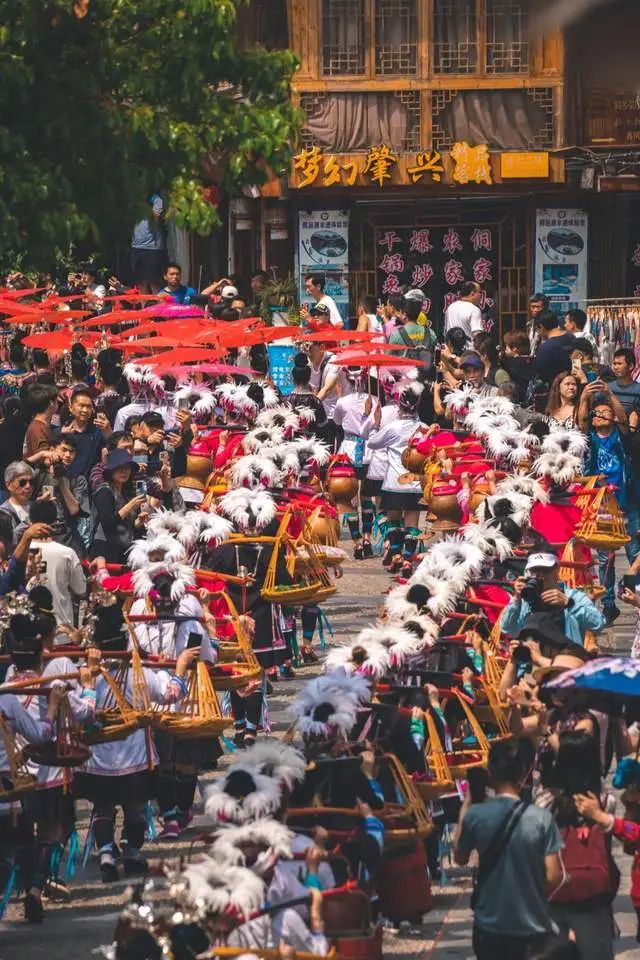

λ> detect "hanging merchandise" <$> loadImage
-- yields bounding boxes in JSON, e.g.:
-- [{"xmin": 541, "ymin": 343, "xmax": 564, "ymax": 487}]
[{"xmin": 585, "ymin": 299, "xmax": 640, "ymax": 369}]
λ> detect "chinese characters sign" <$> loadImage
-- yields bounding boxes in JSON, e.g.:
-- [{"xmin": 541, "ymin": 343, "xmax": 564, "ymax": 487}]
[
  {"xmin": 626, "ymin": 207, "xmax": 640, "ymax": 299},
  {"xmin": 292, "ymin": 144, "xmax": 480, "ymax": 189},
  {"xmin": 376, "ymin": 226, "xmax": 498, "ymax": 322},
  {"xmin": 534, "ymin": 209, "xmax": 588, "ymax": 313}
]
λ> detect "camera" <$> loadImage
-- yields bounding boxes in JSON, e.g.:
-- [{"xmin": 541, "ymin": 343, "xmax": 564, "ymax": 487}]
[
  {"xmin": 53, "ymin": 462, "xmax": 66, "ymax": 479},
  {"xmin": 521, "ymin": 576, "xmax": 543, "ymax": 605},
  {"xmin": 433, "ymin": 344, "xmax": 442, "ymax": 366}
]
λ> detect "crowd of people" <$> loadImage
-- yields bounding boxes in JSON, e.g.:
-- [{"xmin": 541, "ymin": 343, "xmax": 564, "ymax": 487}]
[{"xmin": 0, "ymin": 265, "xmax": 640, "ymax": 960}]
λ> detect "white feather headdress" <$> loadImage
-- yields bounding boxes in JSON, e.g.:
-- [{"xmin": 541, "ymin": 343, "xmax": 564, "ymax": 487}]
[
  {"xmin": 147, "ymin": 509, "xmax": 202, "ymax": 549},
  {"xmin": 405, "ymin": 568, "xmax": 463, "ymax": 616},
  {"xmin": 238, "ymin": 739, "xmax": 307, "ymax": 791},
  {"xmin": 443, "ymin": 384, "xmax": 474, "ymax": 415},
  {"xmin": 287, "ymin": 672, "xmax": 368, "ymax": 738},
  {"xmin": 285, "ymin": 439, "xmax": 331, "ymax": 469},
  {"xmin": 324, "ymin": 638, "xmax": 390, "ymax": 680},
  {"xmin": 495, "ymin": 476, "xmax": 549, "ymax": 505},
  {"xmin": 173, "ymin": 382, "xmax": 216, "ymax": 421},
  {"xmin": 542, "ymin": 429, "xmax": 589, "ymax": 458},
  {"xmin": 242, "ymin": 426, "xmax": 286, "ymax": 454},
  {"xmin": 426, "ymin": 537, "xmax": 485, "ymax": 581},
  {"xmin": 255, "ymin": 404, "xmax": 301, "ymax": 437},
  {"xmin": 533, "ymin": 451, "xmax": 583, "ymax": 485},
  {"xmin": 462, "ymin": 521, "xmax": 513, "ymax": 561},
  {"xmin": 356, "ymin": 623, "xmax": 429, "ymax": 667},
  {"xmin": 218, "ymin": 489, "xmax": 277, "ymax": 532},
  {"xmin": 178, "ymin": 859, "xmax": 265, "ymax": 920},
  {"xmin": 122, "ymin": 362, "xmax": 165, "ymax": 398},
  {"xmin": 204, "ymin": 768, "xmax": 285, "ymax": 825},
  {"xmin": 131, "ymin": 561, "xmax": 196, "ymax": 601},
  {"xmin": 230, "ymin": 454, "xmax": 281, "ymax": 490},
  {"xmin": 211, "ymin": 819, "xmax": 293, "ymax": 875},
  {"xmin": 464, "ymin": 395, "xmax": 515, "ymax": 428},
  {"xmin": 476, "ymin": 491, "xmax": 533, "ymax": 528},
  {"xmin": 189, "ymin": 511, "xmax": 234, "ymax": 546},
  {"xmin": 127, "ymin": 534, "xmax": 186, "ymax": 569}
]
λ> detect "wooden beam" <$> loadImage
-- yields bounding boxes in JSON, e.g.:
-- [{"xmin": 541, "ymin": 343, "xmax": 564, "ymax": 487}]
[{"xmin": 293, "ymin": 75, "xmax": 564, "ymax": 93}]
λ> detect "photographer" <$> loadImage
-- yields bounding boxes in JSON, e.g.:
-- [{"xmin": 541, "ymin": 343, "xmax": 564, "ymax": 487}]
[
  {"xmin": 30, "ymin": 435, "xmax": 90, "ymax": 556},
  {"xmin": 500, "ymin": 552, "xmax": 605, "ymax": 646},
  {"xmin": 579, "ymin": 381, "xmax": 639, "ymax": 625}
]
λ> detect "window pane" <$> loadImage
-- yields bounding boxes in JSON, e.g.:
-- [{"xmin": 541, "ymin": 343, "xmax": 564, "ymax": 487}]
[
  {"xmin": 486, "ymin": 0, "xmax": 529, "ymax": 74},
  {"xmin": 322, "ymin": 0, "xmax": 365, "ymax": 76},
  {"xmin": 433, "ymin": 0, "xmax": 477, "ymax": 74},
  {"xmin": 375, "ymin": 0, "xmax": 417, "ymax": 76}
]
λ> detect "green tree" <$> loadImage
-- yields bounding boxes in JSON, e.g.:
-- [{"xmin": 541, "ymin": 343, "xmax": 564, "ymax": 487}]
[{"xmin": 0, "ymin": 0, "xmax": 300, "ymax": 268}]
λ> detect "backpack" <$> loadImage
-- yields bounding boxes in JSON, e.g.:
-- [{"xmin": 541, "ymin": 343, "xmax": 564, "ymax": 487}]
[
  {"xmin": 551, "ymin": 824, "xmax": 620, "ymax": 903},
  {"xmin": 397, "ymin": 325, "xmax": 434, "ymax": 366}
]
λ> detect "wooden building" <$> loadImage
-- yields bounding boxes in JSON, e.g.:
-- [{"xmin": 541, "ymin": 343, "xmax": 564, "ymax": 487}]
[{"xmin": 217, "ymin": 0, "xmax": 640, "ymax": 330}]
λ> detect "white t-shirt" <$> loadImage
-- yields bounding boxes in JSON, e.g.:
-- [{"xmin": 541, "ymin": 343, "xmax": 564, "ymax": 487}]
[
  {"xmin": 317, "ymin": 294, "xmax": 343, "ymax": 327},
  {"xmin": 444, "ymin": 299, "xmax": 484, "ymax": 343},
  {"xmin": 31, "ymin": 539, "xmax": 86, "ymax": 627},
  {"xmin": 309, "ymin": 353, "xmax": 351, "ymax": 419}
]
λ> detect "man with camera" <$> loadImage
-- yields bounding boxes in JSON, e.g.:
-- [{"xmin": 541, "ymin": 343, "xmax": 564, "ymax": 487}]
[{"xmin": 500, "ymin": 552, "xmax": 605, "ymax": 646}]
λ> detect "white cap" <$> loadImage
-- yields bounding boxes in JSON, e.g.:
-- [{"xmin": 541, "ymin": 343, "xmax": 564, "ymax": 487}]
[
  {"xmin": 524, "ymin": 552, "xmax": 558, "ymax": 572},
  {"xmin": 221, "ymin": 285, "xmax": 239, "ymax": 299}
]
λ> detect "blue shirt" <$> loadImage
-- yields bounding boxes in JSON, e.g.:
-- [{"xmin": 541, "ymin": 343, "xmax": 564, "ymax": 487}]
[
  {"xmin": 588, "ymin": 427, "xmax": 628, "ymax": 508},
  {"xmin": 131, "ymin": 217, "xmax": 165, "ymax": 251},
  {"xmin": 59, "ymin": 425, "xmax": 104, "ymax": 478},
  {"xmin": 500, "ymin": 584, "xmax": 606, "ymax": 645},
  {"xmin": 160, "ymin": 284, "xmax": 197, "ymax": 305}
]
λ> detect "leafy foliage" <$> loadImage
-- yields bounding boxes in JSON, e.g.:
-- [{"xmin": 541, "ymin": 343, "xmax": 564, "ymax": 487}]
[{"xmin": 0, "ymin": 0, "xmax": 300, "ymax": 268}]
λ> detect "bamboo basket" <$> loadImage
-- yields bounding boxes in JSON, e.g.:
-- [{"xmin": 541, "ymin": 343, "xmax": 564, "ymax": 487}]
[
  {"xmin": 446, "ymin": 689, "xmax": 490, "ymax": 777},
  {"xmin": 81, "ymin": 665, "xmax": 142, "ymax": 745},
  {"xmin": 381, "ymin": 752, "xmax": 433, "ymax": 842},
  {"xmin": 0, "ymin": 715, "xmax": 37, "ymax": 802},
  {"xmin": 152, "ymin": 661, "xmax": 231, "ymax": 739},
  {"xmin": 574, "ymin": 480, "xmax": 631, "ymax": 552},
  {"xmin": 415, "ymin": 707, "xmax": 455, "ymax": 801},
  {"xmin": 259, "ymin": 512, "xmax": 323, "ymax": 604},
  {"xmin": 558, "ymin": 539, "xmax": 604, "ymax": 599},
  {"xmin": 23, "ymin": 698, "xmax": 91, "ymax": 768}
]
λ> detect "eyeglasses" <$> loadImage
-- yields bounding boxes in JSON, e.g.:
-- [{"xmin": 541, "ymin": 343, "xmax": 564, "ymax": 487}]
[{"xmin": 17, "ymin": 477, "xmax": 33, "ymax": 487}]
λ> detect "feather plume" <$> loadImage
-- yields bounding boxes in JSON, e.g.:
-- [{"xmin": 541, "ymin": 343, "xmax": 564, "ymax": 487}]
[
  {"xmin": 217, "ymin": 489, "xmax": 277, "ymax": 532},
  {"xmin": 239, "ymin": 739, "xmax": 306, "ymax": 790},
  {"xmin": 287, "ymin": 672, "xmax": 368, "ymax": 738},
  {"xmin": 210, "ymin": 819, "xmax": 293, "ymax": 872},
  {"xmin": 204, "ymin": 770, "xmax": 285, "ymax": 825},
  {"xmin": 462, "ymin": 521, "xmax": 513, "ymax": 561},
  {"xmin": 179, "ymin": 859, "xmax": 265, "ymax": 919},
  {"xmin": 407, "ymin": 567, "xmax": 464, "ymax": 615},
  {"xmin": 147, "ymin": 509, "xmax": 202, "ymax": 550},
  {"xmin": 443, "ymin": 384, "xmax": 475, "ymax": 414},
  {"xmin": 242, "ymin": 427, "xmax": 286, "ymax": 454},
  {"xmin": 127, "ymin": 534, "xmax": 186, "ymax": 569},
  {"xmin": 230, "ymin": 455, "xmax": 281, "ymax": 490},
  {"xmin": 255, "ymin": 404, "xmax": 301, "ymax": 436},
  {"xmin": 542, "ymin": 429, "xmax": 589, "ymax": 458},
  {"xmin": 324, "ymin": 639, "xmax": 390, "ymax": 679},
  {"xmin": 533, "ymin": 451, "xmax": 583, "ymax": 485},
  {"xmin": 495, "ymin": 475, "xmax": 549, "ymax": 504},
  {"xmin": 131, "ymin": 561, "xmax": 195, "ymax": 601},
  {"xmin": 477, "ymin": 491, "xmax": 533, "ymax": 527}
]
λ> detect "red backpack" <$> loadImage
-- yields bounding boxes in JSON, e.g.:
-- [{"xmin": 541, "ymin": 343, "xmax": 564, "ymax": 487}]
[{"xmin": 551, "ymin": 825, "xmax": 620, "ymax": 903}]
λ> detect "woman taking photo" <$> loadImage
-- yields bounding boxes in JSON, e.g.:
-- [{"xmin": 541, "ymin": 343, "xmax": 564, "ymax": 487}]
[
  {"xmin": 536, "ymin": 730, "xmax": 618, "ymax": 960},
  {"xmin": 90, "ymin": 448, "xmax": 148, "ymax": 563},
  {"xmin": 545, "ymin": 373, "xmax": 580, "ymax": 429},
  {"xmin": 474, "ymin": 333, "xmax": 511, "ymax": 388}
]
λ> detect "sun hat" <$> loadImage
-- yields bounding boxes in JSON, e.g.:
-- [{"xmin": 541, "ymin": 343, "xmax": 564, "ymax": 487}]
[
  {"xmin": 103, "ymin": 448, "xmax": 138, "ymax": 475},
  {"xmin": 524, "ymin": 551, "xmax": 558, "ymax": 573}
]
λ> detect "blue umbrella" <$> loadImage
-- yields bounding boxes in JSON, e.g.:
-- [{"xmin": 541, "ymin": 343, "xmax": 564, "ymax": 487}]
[{"xmin": 546, "ymin": 656, "xmax": 640, "ymax": 701}]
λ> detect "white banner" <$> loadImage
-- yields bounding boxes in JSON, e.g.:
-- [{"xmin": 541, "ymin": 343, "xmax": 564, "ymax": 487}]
[
  {"xmin": 535, "ymin": 209, "xmax": 588, "ymax": 313},
  {"xmin": 298, "ymin": 210, "xmax": 349, "ymax": 320}
]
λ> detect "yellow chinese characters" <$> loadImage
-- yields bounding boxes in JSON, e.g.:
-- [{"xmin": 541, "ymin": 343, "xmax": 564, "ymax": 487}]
[
  {"xmin": 407, "ymin": 150, "xmax": 444, "ymax": 184},
  {"xmin": 293, "ymin": 146, "xmax": 323, "ymax": 188},
  {"xmin": 450, "ymin": 142, "xmax": 493, "ymax": 185},
  {"xmin": 363, "ymin": 144, "xmax": 398, "ymax": 188}
]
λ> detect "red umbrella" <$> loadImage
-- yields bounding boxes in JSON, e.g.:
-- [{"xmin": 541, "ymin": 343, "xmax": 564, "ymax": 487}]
[
  {"xmin": 21, "ymin": 331, "xmax": 100, "ymax": 351},
  {"xmin": 0, "ymin": 287, "xmax": 47, "ymax": 299},
  {"xmin": 168, "ymin": 363, "xmax": 261, "ymax": 378},
  {"xmin": 139, "ymin": 303, "xmax": 204, "ymax": 319},
  {"xmin": 102, "ymin": 292, "xmax": 168, "ymax": 303},
  {"xmin": 331, "ymin": 342, "xmax": 406, "ymax": 354},
  {"xmin": 332, "ymin": 353, "xmax": 417, "ymax": 367},
  {"xmin": 114, "ymin": 336, "xmax": 184, "ymax": 352},
  {"xmin": 294, "ymin": 329, "xmax": 376, "ymax": 343},
  {"xmin": 137, "ymin": 347, "xmax": 223, "ymax": 366}
]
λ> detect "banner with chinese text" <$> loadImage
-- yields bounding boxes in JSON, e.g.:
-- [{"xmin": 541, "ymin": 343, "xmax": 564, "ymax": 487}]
[
  {"xmin": 626, "ymin": 206, "xmax": 640, "ymax": 299},
  {"xmin": 298, "ymin": 210, "xmax": 349, "ymax": 321},
  {"xmin": 375, "ymin": 226, "xmax": 498, "ymax": 329},
  {"xmin": 534, "ymin": 209, "xmax": 588, "ymax": 314}
]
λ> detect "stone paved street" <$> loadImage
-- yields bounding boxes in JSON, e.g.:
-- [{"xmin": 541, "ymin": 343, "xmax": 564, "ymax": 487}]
[{"xmin": 2, "ymin": 554, "xmax": 639, "ymax": 958}]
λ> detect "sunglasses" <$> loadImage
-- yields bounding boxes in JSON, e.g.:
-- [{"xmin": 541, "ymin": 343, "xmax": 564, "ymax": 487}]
[{"xmin": 17, "ymin": 477, "xmax": 33, "ymax": 487}]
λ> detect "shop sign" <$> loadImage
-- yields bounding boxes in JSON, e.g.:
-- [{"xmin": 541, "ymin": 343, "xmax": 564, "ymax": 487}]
[
  {"xmin": 625, "ymin": 207, "xmax": 640, "ymax": 299},
  {"xmin": 297, "ymin": 210, "xmax": 350, "ymax": 320},
  {"xmin": 534, "ymin": 209, "xmax": 589, "ymax": 313},
  {"xmin": 376, "ymin": 225, "xmax": 498, "ymax": 326},
  {"xmin": 501, "ymin": 152, "xmax": 549, "ymax": 179},
  {"xmin": 292, "ymin": 142, "xmax": 499, "ymax": 189}
]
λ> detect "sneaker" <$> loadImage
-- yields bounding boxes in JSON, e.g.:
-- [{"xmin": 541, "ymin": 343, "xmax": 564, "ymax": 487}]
[
  {"xmin": 603, "ymin": 604, "xmax": 620, "ymax": 626},
  {"xmin": 24, "ymin": 892, "xmax": 44, "ymax": 924},
  {"xmin": 176, "ymin": 810, "xmax": 193, "ymax": 832},
  {"xmin": 123, "ymin": 856, "xmax": 149, "ymax": 878},
  {"xmin": 302, "ymin": 646, "xmax": 319, "ymax": 664},
  {"xmin": 99, "ymin": 853, "xmax": 119, "ymax": 884},
  {"xmin": 362, "ymin": 540, "xmax": 374, "ymax": 559},
  {"xmin": 157, "ymin": 819, "xmax": 181, "ymax": 840},
  {"xmin": 233, "ymin": 730, "xmax": 245, "ymax": 749},
  {"xmin": 353, "ymin": 543, "xmax": 364, "ymax": 560},
  {"xmin": 381, "ymin": 543, "xmax": 393, "ymax": 568}
]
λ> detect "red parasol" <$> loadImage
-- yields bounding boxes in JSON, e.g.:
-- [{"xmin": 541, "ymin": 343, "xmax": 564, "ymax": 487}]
[
  {"xmin": 332, "ymin": 353, "xmax": 417, "ymax": 367},
  {"xmin": 21, "ymin": 331, "xmax": 100, "ymax": 351},
  {"xmin": 294, "ymin": 329, "xmax": 377, "ymax": 343},
  {"xmin": 0, "ymin": 287, "xmax": 47, "ymax": 299},
  {"xmin": 139, "ymin": 303, "xmax": 204, "ymax": 319},
  {"xmin": 137, "ymin": 347, "xmax": 224, "ymax": 367},
  {"xmin": 331, "ymin": 342, "xmax": 407, "ymax": 354},
  {"xmin": 113, "ymin": 336, "xmax": 184, "ymax": 352},
  {"xmin": 101, "ymin": 292, "xmax": 168, "ymax": 303}
]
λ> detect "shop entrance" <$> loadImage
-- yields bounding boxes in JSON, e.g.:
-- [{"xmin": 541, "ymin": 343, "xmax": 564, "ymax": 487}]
[{"xmin": 350, "ymin": 200, "xmax": 531, "ymax": 336}]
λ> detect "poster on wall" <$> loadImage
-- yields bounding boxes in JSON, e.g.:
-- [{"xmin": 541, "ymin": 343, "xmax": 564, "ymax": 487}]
[
  {"xmin": 375, "ymin": 226, "xmax": 498, "ymax": 331},
  {"xmin": 298, "ymin": 210, "xmax": 349, "ymax": 321},
  {"xmin": 535, "ymin": 209, "xmax": 588, "ymax": 313}
]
